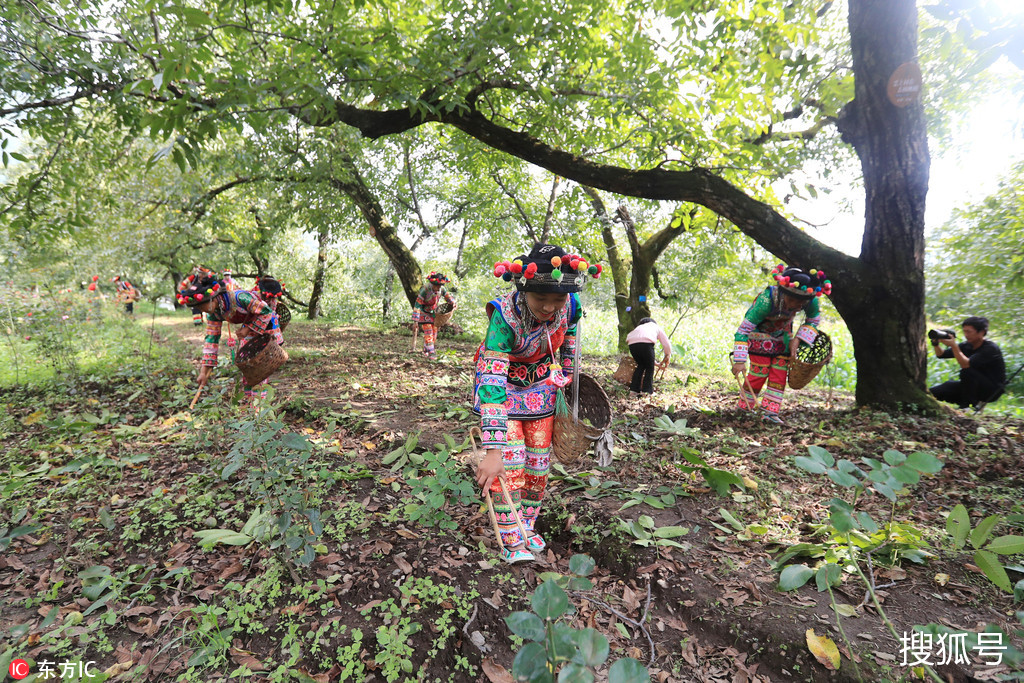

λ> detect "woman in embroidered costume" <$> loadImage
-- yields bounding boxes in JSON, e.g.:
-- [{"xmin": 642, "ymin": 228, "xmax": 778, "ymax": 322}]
[
  {"xmin": 731, "ymin": 265, "xmax": 832, "ymax": 424},
  {"xmin": 176, "ymin": 270, "xmax": 284, "ymax": 405},
  {"xmin": 112, "ymin": 275, "xmax": 141, "ymax": 315},
  {"xmin": 473, "ymin": 244, "xmax": 602, "ymax": 564},
  {"xmin": 412, "ymin": 271, "xmax": 457, "ymax": 360}
]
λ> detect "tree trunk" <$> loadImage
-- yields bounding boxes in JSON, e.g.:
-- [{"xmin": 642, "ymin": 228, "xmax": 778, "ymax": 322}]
[
  {"xmin": 835, "ymin": 0, "xmax": 933, "ymax": 407},
  {"xmin": 382, "ymin": 265, "xmax": 395, "ymax": 323},
  {"xmin": 618, "ymin": 204, "xmax": 687, "ymax": 330},
  {"xmin": 307, "ymin": 224, "xmax": 329, "ymax": 319},
  {"xmin": 582, "ymin": 186, "xmax": 631, "ymax": 351},
  {"xmin": 329, "ymin": 154, "xmax": 422, "ymax": 306}
]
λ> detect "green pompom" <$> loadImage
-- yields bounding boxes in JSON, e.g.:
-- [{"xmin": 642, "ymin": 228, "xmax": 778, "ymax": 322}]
[{"xmin": 552, "ymin": 268, "xmax": 563, "ymax": 281}]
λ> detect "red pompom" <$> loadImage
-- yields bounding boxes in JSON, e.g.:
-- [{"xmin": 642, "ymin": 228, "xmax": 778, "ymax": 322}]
[
  {"xmin": 569, "ymin": 258, "xmax": 580, "ymax": 271},
  {"xmin": 494, "ymin": 265, "xmax": 506, "ymax": 277},
  {"xmin": 91, "ymin": 275, "xmax": 99, "ymax": 281},
  {"xmin": 595, "ymin": 264, "xmax": 603, "ymax": 275},
  {"xmin": 510, "ymin": 262, "xmax": 523, "ymax": 274},
  {"xmin": 87, "ymin": 283, "xmax": 96, "ymax": 291},
  {"xmin": 525, "ymin": 262, "xmax": 538, "ymax": 275}
]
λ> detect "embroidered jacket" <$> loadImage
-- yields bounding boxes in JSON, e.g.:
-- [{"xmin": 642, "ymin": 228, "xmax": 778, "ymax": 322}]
[
  {"xmin": 733, "ymin": 286, "xmax": 820, "ymax": 362},
  {"xmin": 473, "ymin": 291, "xmax": 581, "ymax": 449},
  {"xmin": 202, "ymin": 290, "xmax": 282, "ymax": 367},
  {"xmin": 411, "ymin": 285, "xmax": 455, "ymax": 324}
]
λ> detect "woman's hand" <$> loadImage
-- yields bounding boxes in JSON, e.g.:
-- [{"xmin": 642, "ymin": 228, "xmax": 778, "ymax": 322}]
[
  {"xmin": 198, "ymin": 365, "xmax": 213, "ymax": 386},
  {"xmin": 475, "ymin": 448, "xmax": 506, "ymax": 490},
  {"xmin": 731, "ymin": 362, "xmax": 746, "ymax": 376}
]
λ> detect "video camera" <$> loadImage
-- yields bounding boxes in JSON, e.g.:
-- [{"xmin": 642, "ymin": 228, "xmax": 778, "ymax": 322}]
[{"xmin": 928, "ymin": 328, "xmax": 956, "ymax": 342}]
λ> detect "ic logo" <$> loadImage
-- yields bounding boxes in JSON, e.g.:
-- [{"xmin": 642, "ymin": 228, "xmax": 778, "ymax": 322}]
[{"xmin": 9, "ymin": 659, "xmax": 30, "ymax": 679}]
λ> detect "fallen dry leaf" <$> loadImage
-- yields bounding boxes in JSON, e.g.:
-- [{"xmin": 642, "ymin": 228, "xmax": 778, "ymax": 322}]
[
  {"xmin": 806, "ymin": 629, "xmax": 840, "ymax": 671},
  {"xmin": 229, "ymin": 648, "xmax": 267, "ymax": 671},
  {"xmin": 481, "ymin": 657, "xmax": 514, "ymax": 683}
]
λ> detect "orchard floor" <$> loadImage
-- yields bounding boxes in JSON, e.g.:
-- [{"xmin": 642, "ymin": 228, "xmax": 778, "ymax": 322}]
[{"xmin": 2, "ymin": 316, "xmax": 1022, "ymax": 683}]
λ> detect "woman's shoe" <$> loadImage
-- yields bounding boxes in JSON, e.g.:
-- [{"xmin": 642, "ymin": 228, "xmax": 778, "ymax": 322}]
[
  {"xmin": 525, "ymin": 534, "xmax": 546, "ymax": 552},
  {"xmin": 500, "ymin": 547, "xmax": 535, "ymax": 564}
]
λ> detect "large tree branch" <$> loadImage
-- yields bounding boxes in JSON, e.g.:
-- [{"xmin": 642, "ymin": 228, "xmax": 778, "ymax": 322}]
[{"xmin": 0, "ymin": 82, "xmax": 123, "ymax": 117}]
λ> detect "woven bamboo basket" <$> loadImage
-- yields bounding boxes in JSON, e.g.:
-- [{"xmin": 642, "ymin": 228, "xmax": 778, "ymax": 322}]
[
  {"xmin": 276, "ymin": 301, "xmax": 292, "ymax": 332},
  {"xmin": 552, "ymin": 373, "xmax": 613, "ymax": 464},
  {"xmin": 788, "ymin": 330, "xmax": 832, "ymax": 390},
  {"xmin": 612, "ymin": 355, "xmax": 637, "ymax": 385},
  {"xmin": 432, "ymin": 300, "xmax": 454, "ymax": 329},
  {"xmin": 235, "ymin": 334, "xmax": 289, "ymax": 386}
]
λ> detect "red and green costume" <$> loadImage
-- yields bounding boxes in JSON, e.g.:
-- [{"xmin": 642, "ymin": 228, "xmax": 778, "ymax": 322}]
[{"xmin": 474, "ymin": 290, "xmax": 581, "ymax": 547}]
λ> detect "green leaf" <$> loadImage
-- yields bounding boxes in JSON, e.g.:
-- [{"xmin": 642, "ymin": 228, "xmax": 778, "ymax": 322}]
[
  {"xmin": 281, "ymin": 432, "xmax": 312, "ymax": 451},
  {"xmin": 882, "ymin": 449, "xmax": 906, "ymax": 466},
  {"xmin": 78, "ymin": 565, "xmax": 112, "ymax": 580},
  {"xmin": 607, "ymin": 658, "xmax": 649, "ymax": 683},
  {"xmin": 382, "ymin": 446, "xmax": 407, "ymax": 465},
  {"xmin": 719, "ymin": 508, "xmax": 744, "ymax": 530},
  {"xmin": 652, "ymin": 526, "xmax": 689, "ymax": 539},
  {"xmin": 779, "ymin": 564, "xmax": 815, "ymax": 591},
  {"xmin": 558, "ymin": 663, "xmax": 594, "ymax": 683},
  {"xmin": 815, "ymin": 563, "xmax": 842, "ymax": 591},
  {"xmin": 946, "ymin": 504, "xmax": 970, "ymax": 548},
  {"xmin": 512, "ymin": 642, "xmax": 552, "ymax": 683},
  {"xmin": 970, "ymin": 514, "xmax": 1001, "ymax": 550},
  {"xmin": 827, "ymin": 470, "xmax": 860, "ymax": 488},
  {"xmin": 889, "ymin": 465, "xmax": 921, "ymax": 486},
  {"xmin": 871, "ymin": 481, "xmax": 897, "ymax": 502},
  {"xmin": 532, "ymin": 579, "xmax": 569, "ymax": 620},
  {"xmin": 985, "ymin": 535, "xmax": 1024, "ymax": 556},
  {"xmin": 194, "ymin": 529, "xmax": 253, "ymax": 547},
  {"xmin": 829, "ymin": 499, "xmax": 856, "ymax": 533},
  {"xmin": 505, "ymin": 612, "xmax": 546, "ymax": 641},
  {"xmin": 794, "ymin": 456, "xmax": 827, "ymax": 474},
  {"xmin": 974, "ymin": 549, "xmax": 1012, "ymax": 593},
  {"xmin": 905, "ymin": 451, "xmax": 943, "ymax": 474},
  {"xmin": 568, "ymin": 554, "xmax": 596, "ymax": 577},
  {"xmin": 807, "ymin": 445, "xmax": 835, "ymax": 467},
  {"xmin": 572, "ymin": 628, "xmax": 609, "ymax": 667}
]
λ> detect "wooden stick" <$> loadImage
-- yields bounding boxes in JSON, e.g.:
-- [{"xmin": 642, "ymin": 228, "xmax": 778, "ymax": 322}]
[
  {"xmin": 498, "ymin": 478, "xmax": 532, "ymax": 546},
  {"xmin": 470, "ymin": 426, "xmax": 505, "ymax": 550},
  {"xmin": 471, "ymin": 426, "xmax": 531, "ymax": 548},
  {"xmin": 734, "ymin": 371, "xmax": 758, "ymax": 410},
  {"xmin": 411, "ymin": 323, "xmax": 419, "ymax": 352},
  {"xmin": 484, "ymin": 490, "xmax": 505, "ymax": 551},
  {"xmin": 189, "ymin": 380, "xmax": 206, "ymax": 410}
]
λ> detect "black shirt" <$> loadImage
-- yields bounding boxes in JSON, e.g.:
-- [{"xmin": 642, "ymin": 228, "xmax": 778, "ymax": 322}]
[{"xmin": 939, "ymin": 339, "xmax": 1006, "ymax": 386}]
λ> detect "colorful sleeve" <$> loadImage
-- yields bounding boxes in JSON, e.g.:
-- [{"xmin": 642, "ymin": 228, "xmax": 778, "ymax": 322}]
[
  {"xmin": 802, "ymin": 297, "xmax": 821, "ymax": 328},
  {"xmin": 202, "ymin": 319, "xmax": 223, "ymax": 367},
  {"xmin": 237, "ymin": 291, "xmax": 276, "ymax": 336},
  {"xmin": 477, "ymin": 310, "xmax": 516, "ymax": 449},
  {"xmin": 412, "ymin": 287, "xmax": 427, "ymax": 322},
  {"xmin": 733, "ymin": 288, "xmax": 771, "ymax": 362},
  {"xmin": 444, "ymin": 290, "xmax": 456, "ymax": 308},
  {"xmin": 559, "ymin": 295, "xmax": 582, "ymax": 372}
]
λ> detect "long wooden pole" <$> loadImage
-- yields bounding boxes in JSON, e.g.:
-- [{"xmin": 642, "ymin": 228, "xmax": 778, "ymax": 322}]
[{"xmin": 189, "ymin": 379, "xmax": 206, "ymax": 410}]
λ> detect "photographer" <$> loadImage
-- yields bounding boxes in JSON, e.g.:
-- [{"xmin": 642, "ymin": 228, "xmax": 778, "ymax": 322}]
[{"xmin": 928, "ymin": 316, "xmax": 1006, "ymax": 409}]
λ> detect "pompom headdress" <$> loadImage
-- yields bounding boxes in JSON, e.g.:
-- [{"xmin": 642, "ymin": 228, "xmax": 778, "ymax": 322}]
[
  {"xmin": 255, "ymin": 276, "xmax": 285, "ymax": 299},
  {"xmin": 176, "ymin": 267, "xmax": 223, "ymax": 307},
  {"xmin": 426, "ymin": 271, "xmax": 451, "ymax": 286},
  {"xmin": 771, "ymin": 264, "xmax": 832, "ymax": 299},
  {"xmin": 492, "ymin": 244, "xmax": 602, "ymax": 294}
]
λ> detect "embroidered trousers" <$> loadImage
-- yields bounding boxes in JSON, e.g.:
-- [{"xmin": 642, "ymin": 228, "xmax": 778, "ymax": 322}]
[
  {"xmin": 739, "ymin": 354, "xmax": 788, "ymax": 416},
  {"xmin": 489, "ymin": 416, "xmax": 553, "ymax": 547}
]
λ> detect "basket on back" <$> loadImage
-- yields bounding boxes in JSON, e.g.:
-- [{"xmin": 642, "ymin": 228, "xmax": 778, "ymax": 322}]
[
  {"xmin": 552, "ymin": 373, "xmax": 613, "ymax": 464},
  {"xmin": 788, "ymin": 330, "xmax": 832, "ymax": 390},
  {"xmin": 235, "ymin": 334, "xmax": 289, "ymax": 386},
  {"xmin": 276, "ymin": 302, "xmax": 292, "ymax": 332},
  {"xmin": 612, "ymin": 355, "xmax": 637, "ymax": 385},
  {"xmin": 432, "ymin": 300, "xmax": 455, "ymax": 329}
]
